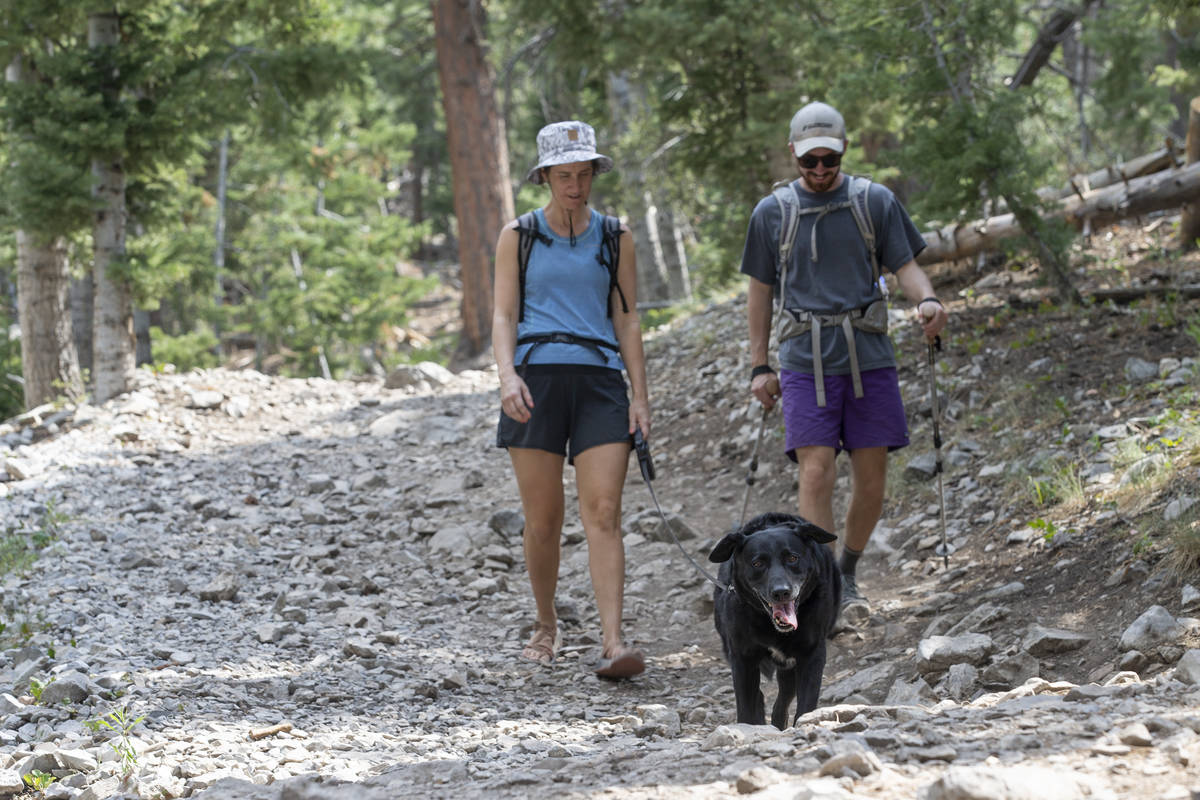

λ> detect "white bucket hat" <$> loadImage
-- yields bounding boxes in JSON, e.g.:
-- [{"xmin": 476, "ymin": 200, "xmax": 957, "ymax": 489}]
[{"xmin": 525, "ymin": 120, "xmax": 614, "ymax": 185}]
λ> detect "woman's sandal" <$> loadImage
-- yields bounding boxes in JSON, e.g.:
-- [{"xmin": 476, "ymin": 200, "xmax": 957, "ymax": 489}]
[
  {"xmin": 594, "ymin": 644, "xmax": 645, "ymax": 679},
  {"xmin": 521, "ymin": 621, "xmax": 561, "ymax": 665}
]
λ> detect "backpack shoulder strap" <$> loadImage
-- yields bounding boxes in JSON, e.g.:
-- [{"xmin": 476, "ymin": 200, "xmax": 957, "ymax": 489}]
[
  {"xmin": 515, "ymin": 210, "xmax": 550, "ymax": 323},
  {"xmin": 846, "ymin": 176, "xmax": 881, "ymax": 287},
  {"xmin": 771, "ymin": 182, "xmax": 801, "ymax": 281},
  {"xmin": 596, "ymin": 214, "xmax": 628, "ymax": 317}
]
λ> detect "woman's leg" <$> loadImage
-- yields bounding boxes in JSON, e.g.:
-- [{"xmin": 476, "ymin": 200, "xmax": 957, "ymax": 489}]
[
  {"xmin": 573, "ymin": 441, "xmax": 631, "ymax": 657},
  {"xmin": 509, "ymin": 448, "xmax": 566, "ymax": 631}
]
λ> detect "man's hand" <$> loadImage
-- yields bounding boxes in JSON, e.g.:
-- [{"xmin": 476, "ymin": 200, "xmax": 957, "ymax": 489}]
[
  {"xmin": 751, "ymin": 371, "xmax": 782, "ymax": 410},
  {"xmin": 916, "ymin": 298, "xmax": 948, "ymax": 342}
]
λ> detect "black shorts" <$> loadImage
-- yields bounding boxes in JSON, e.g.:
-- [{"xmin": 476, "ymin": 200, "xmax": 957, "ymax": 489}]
[{"xmin": 496, "ymin": 364, "xmax": 630, "ymax": 464}]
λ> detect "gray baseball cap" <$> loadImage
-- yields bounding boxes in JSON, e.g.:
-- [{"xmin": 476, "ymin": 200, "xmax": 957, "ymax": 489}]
[
  {"xmin": 525, "ymin": 120, "xmax": 614, "ymax": 184},
  {"xmin": 788, "ymin": 102, "xmax": 846, "ymax": 157}
]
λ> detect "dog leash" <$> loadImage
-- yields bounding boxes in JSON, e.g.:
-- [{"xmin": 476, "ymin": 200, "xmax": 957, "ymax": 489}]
[
  {"xmin": 738, "ymin": 406, "xmax": 771, "ymax": 528},
  {"xmin": 632, "ymin": 429, "xmax": 732, "ymax": 593}
]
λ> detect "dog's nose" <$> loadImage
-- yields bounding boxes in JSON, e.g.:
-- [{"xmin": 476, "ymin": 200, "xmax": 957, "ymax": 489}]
[{"xmin": 770, "ymin": 585, "xmax": 792, "ymax": 602}]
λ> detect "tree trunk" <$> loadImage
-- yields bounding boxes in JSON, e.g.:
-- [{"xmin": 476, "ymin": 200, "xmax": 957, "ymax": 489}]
[
  {"xmin": 70, "ymin": 274, "xmax": 93, "ymax": 378},
  {"xmin": 431, "ymin": 0, "xmax": 514, "ymax": 359},
  {"xmin": 213, "ymin": 129, "xmax": 229, "ymax": 354},
  {"xmin": 6, "ymin": 54, "xmax": 84, "ymax": 409},
  {"xmin": 661, "ymin": 207, "xmax": 693, "ymax": 302},
  {"xmin": 89, "ymin": 11, "xmax": 134, "ymax": 403},
  {"xmin": 134, "ymin": 308, "xmax": 152, "ymax": 366},
  {"xmin": 1009, "ymin": 6, "xmax": 1083, "ymax": 89},
  {"xmin": 15, "ymin": 232, "xmax": 84, "ymax": 408},
  {"xmin": 919, "ymin": 160, "xmax": 1200, "ymax": 265},
  {"xmin": 606, "ymin": 72, "xmax": 671, "ymax": 305},
  {"xmin": 1180, "ymin": 96, "xmax": 1200, "ymax": 249}
]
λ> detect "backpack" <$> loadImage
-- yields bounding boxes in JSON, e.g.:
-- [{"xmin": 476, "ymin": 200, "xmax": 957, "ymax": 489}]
[
  {"xmin": 773, "ymin": 174, "xmax": 881, "ymax": 291},
  {"xmin": 512, "ymin": 210, "xmax": 628, "ymax": 367},
  {"xmin": 771, "ymin": 175, "xmax": 888, "ymax": 407},
  {"xmin": 514, "ymin": 210, "xmax": 628, "ymax": 322}
]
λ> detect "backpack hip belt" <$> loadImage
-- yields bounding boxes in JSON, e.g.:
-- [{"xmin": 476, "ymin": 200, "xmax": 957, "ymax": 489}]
[
  {"xmin": 516, "ymin": 331, "xmax": 620, "ymax": 368},
  {"xmin": 778, "ymin": 300, "xmax": 888, "ymax": 407}
]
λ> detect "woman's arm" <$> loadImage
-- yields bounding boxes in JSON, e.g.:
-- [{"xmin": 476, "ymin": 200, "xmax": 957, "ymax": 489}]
[
  {"xmin": 612, "ymin": 225, "xmax": 650, "ymax": 438},
  {"xmin": 493, "ymin": 221, "xmax": 533, "ymax": 423}
]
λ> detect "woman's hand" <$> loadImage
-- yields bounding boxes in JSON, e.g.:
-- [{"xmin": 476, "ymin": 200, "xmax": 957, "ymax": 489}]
[
  {"xmin": 499, "ymin": 372, "xmax": 534, "ymax": 423},
  {"xmin": 628, "ymin": 398, "xmax": 651, "ymax": 440}
]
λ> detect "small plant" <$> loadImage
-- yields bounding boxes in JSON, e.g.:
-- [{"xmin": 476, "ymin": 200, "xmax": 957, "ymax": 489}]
[
  {"xmin": 1169, "ymin": 518, "xmax": 1200, "ymax": 576},
  {"xmin": 86, "ymin": 706, "xmax": 145, "ymax": 776},
  {"xmin": 23, "ymin": 770, "xmax": 56, "ymax": 791},
  {"xmin": 27, "ymin": 677, "xmax": 49, "ymax": 703},
  {"xmin": 1030, "ymin": 517, "xmax": 1058, "ymax": 542},
  {"xmin": 1028, "ymin": 476, "xmax": 1056, "ymax": 507},
  {"xmin": 1184, "ymin": 312, "xmax": 1200, "ymax": 350}
]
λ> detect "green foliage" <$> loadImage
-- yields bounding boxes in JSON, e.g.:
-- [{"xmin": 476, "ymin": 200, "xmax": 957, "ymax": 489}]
[
  {"xmin": 1, "ymin": 0, "xmax": 1196, "ymax": 389},
  {"xmin": 1029, "ymin": 517, "xmax": 1058, "ymax": 542},
  {"xmin": 0, "ymin": 297, "xmax": 21, "ymax": 421},
  {"xmin": 0, "ymin": 496, "xmax": 66, "ymax": 580},
  {"xmin": 23, "ymin": 770, "xmax": 56, "ymax": 791},
  {"xmin": 27, "ymin": 676, "xmax": 47, "ymax": 702},
  {"xmin": 86, "ymin": 706, "xmax": 145, "ymax": 776},
  {"xmin": 149, "ymin": 326, "xmax": 219, "ymax": 373}
]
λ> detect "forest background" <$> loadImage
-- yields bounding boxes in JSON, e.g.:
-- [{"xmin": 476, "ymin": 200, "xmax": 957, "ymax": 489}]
[{"xmin": 0, "ymin": 0, "xmax": 1196, "ymax": 421}]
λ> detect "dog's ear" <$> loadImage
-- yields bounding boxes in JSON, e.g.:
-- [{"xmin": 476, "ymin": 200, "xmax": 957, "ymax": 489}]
[
  {"xmin": 708, "ymin": 532, "xmax": 745, "ymax": 563},
  {"xmin": 790, "ymin": 518, "xmax": 837, "ymax": 544}
]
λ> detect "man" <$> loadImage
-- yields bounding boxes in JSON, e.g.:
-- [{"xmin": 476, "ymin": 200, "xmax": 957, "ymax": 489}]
[{"xmin": 741, "ymin": 101, "xmax": 948, "ymax": 627}]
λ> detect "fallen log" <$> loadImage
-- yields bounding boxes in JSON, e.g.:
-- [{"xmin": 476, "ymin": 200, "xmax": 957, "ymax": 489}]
[
  {"xmin": 917, "ymin": 160, "xmax": 1200, "ymax": 265},
  {"xmin": 1089, "ymin": 284, "xmax": 1200, "ymax": 304},
  {"xmin": 1037, "ymin": 144, "xmax": 1180, "ymax": 203}
]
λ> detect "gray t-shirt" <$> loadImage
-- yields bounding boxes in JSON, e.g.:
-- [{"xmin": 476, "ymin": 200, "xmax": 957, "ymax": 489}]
[{"xmin": 739, "ymin": 176, "xmax": 927, "ymax": 375}]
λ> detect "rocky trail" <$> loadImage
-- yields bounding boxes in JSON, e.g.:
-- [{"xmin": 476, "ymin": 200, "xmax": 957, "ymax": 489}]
[{"xmin": 2, "ymin": 219, "xmax": 1200, "ymax": 799}]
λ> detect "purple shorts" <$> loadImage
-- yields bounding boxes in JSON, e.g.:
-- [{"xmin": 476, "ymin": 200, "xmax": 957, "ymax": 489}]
[{"xmin": 779, "ymin": 368, "xmax": 909, "ymax": 461}]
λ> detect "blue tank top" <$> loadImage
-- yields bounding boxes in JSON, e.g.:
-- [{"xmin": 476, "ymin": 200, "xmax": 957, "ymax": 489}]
[{"xmin": 515, "ymin": 207, "xmax": 624, "ymax": 370}]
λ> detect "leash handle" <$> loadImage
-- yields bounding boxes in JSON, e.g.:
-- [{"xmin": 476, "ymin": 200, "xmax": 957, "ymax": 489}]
[{"xmin": 632, "ymin": 427, "xmax": 655, "ymax": 482}]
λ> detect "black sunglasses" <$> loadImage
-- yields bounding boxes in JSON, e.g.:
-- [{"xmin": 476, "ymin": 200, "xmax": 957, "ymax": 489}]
[{"xmin": 797, "ymin": 152, "xmax": 842, "ymax": 169}]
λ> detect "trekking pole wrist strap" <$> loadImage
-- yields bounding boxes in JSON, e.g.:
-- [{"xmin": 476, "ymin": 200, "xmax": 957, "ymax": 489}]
[{"xmin": 750, "ymin": 364, "xmax": 776, "ymax": 382}]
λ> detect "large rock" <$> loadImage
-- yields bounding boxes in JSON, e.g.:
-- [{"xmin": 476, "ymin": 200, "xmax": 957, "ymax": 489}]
[
  {"xmin": 1022, "ymin": 625, "xmax": 1091, "ymax": 656},
  {"xmin": 920, "ymin": 765, "xmax": 1116, "ymax": 800},
  {"xmin": 1119, "ymin": 605, "xmax": 1184, "ymax": 653},
  {"xmin": 917, "ymin": 633, "xmax": 995, "ymax": 675}
]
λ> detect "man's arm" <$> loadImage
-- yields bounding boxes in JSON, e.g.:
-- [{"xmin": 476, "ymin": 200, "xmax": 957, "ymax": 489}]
[
  {"xmin": 894, "ymin": 260, "xmax": 948, "ymax": 342},
  {"xmin": 748, "ymin": 276, "xmax": 781, "ymax": 409}
]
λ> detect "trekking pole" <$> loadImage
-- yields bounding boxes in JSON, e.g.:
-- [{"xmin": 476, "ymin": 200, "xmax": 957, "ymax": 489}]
[
  {"xmin": 926, "ymin": 336, "xmax": 951, "ymax": 568},
  {"xmin": 738, "ymin": 406, "xmax": 771, "ymax": 527}
]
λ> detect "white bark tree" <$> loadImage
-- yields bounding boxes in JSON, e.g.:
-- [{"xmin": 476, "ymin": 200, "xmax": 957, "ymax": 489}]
[{"xmin": 89, "ymin": 11, "xmax": 135, "ymax": 402}]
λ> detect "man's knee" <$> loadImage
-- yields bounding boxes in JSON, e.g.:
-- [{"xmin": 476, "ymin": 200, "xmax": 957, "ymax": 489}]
[{"xmin": 797, "ymin": 457, "xmax": 835, "ymax": 494}]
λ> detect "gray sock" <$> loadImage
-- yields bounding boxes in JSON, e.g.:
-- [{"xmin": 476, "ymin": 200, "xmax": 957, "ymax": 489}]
[{"xmin": 838, "ymin": 545, "xmax": 863, "ymax": 577}]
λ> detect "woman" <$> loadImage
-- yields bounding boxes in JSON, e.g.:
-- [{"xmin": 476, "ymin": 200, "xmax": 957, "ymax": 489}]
[{"xmin": 493, "ymin": 120, "xmax": 651, "ymax": 679}]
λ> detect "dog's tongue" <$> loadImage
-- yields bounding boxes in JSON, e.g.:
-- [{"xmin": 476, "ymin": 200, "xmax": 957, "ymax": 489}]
[{"xmin": 771, "ymin": 600, "xmax": 798, "ymax": 630}]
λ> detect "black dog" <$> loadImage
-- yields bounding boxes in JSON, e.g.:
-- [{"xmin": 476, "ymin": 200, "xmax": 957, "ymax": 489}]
[{"xmin": 709, "ymin": 512, "xmax": 841, "ymax": 729}]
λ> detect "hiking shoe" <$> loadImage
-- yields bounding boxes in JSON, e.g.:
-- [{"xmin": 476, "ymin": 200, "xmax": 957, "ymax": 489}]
[
  {"xmin": 841, "ymin": 573, "xmax": 867, "ymax": 606},
  {"xmin": 838, "ymin": 573, "xmax": 871, "ymax": 629}
]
